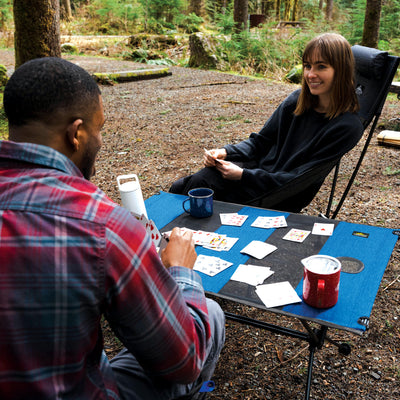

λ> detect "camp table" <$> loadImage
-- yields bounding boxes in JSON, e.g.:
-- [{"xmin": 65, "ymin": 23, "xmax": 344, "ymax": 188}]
[{"xmin": 145, "ymin": 191, "xmax": 399, "ymax": 400}]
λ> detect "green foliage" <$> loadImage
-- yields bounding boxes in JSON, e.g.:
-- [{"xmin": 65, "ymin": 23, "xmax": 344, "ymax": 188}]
[
  {"xmin": 217, "ymin": 25, "xmax": 313, "ymax": 77},
  {"xmin": 380, "ymin": 0, "xmax": 400, "ymax": 42},
  {"xmin": 215, "ymin": 10, "xmax": 235, "ymax": 34},
  {"xmin": 175, "ymin": 13, "xmax": 204, "ymax": 34},
  {"xmin": 88, "ymin": 0, "xmax": 141, "ymax": 33},
  {"xmin": 0, "ymin": 0, "xmax": 12, "ymax": 30},
  {"xmin": 138, "ymin": 0, "xmax": 185, "ymax": 23}
]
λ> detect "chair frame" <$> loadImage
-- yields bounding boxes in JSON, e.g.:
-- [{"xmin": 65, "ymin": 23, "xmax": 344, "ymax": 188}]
[{"xmin": 325, "ymin": 48, "xmax": 400, "ymax": 219}]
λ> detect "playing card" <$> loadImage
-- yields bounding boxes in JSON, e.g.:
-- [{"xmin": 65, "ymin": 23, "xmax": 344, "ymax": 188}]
[
  {"xmin": 145, "ymin": 219, "xmax": 161, "ymax": 248},
  {"xmin": 283, "ymin": 229, "xmax": 310, "ymax": 243},
  {"xmin": 194, "ymin": 255, "xmax": 233, "ymax": 276},
  {"xmin": 220, "ymin": 213, "xmax": 248, "ymax": 226},
  {"xmin": 230, "ymin": 264, "xmax": 274, "ymax": 286},
  {"xmin": 312, "ymin": 223, "xmax": 335, "ymax": 236},
  {"xmin": 137, "ymin": 213, "xmax": 149, "ymax": 228},
  {"xmin": 240, "ymin": 241, "xmax": 277, "ymax": 259},
  {"xmin": 255, "ymin": 281, "xmax": 302, "ymax": 308},
  {"xmin": 251, "ymin": 216, "xmax": 287, "ymax": 229}
]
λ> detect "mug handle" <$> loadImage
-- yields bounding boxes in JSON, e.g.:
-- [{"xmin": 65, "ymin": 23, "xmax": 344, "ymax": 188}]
[
  {"xmin": 183, "ymin": 198, "xmax": 191, "ymax": 214},
  {"xmin": 317, "ymin": 279, "xmax": 325, "ymax": 295}
]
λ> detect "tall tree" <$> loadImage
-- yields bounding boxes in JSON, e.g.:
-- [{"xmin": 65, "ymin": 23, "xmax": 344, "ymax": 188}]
[
  {"xmin": 275, "ymin": 0, "xmax": 281, "ymax": 19},
  {"xmin": 325, "ymin": 0, "xmax": 333, "ymax": 20},
  {"xmin": 292, "ymin": 0, "xmax": 300, "ymax": 21},
  {"xmin": 189, "ymin": 0, "xmax": 205, "ymax": 17},
  {"xmin": 13, "ymin": 0, "xmax": 61, "ymax": 68},
  {"xmin": 61, "ymin": 0, "xmax": 73, "ymax": 20},
  {"xmin": 233, "ymin": 0, "xmax": 248, "ymax": 32},
  {"xmin": 362, "ymin": 0, "xmax": 382, "ymax": 48}
]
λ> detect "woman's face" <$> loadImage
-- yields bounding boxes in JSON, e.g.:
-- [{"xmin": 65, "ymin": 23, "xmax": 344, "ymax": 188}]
[{"xmin": 303, "ymin": 51, "xmax": 335, "ymax": 105}]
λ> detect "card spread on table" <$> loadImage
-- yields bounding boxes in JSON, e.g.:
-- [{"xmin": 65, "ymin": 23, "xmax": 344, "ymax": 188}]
[
  {"xmin": 194, "ymin": 255, "xmax": 233, "ymax": 276},
  {"xmin": 230, "ymin": 264, "xmax": 274, "ymax": 286},
  {"xmin": 282, "ymin": 228, "xmax": 310, "ymax": 243},
  {"xmin": 312, "ymin": 223, "xmax": 335, "ymax": 236},
  {"xmin": 163, "ymin": 229, "xmax": 239, "ymax": 252},
  {"xmin": 251, "ymin": 215, "xmax": 287, "ymax": 229},
  {"xmin": 255, "ymin": 281, "xmax": 302, "ymax": 308},
  {"xmin": 240, "ymin": 241, "xmax": 277, "ymax": 259},
  {"xmin": 220, "ymin": 213, "xmax": 248, "ymax": 226}
]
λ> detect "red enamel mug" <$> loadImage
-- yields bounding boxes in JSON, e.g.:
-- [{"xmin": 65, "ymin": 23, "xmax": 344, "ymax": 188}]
[{"xmin": 301, "ymin": 255, "xmax": 341, "ymax": 309}]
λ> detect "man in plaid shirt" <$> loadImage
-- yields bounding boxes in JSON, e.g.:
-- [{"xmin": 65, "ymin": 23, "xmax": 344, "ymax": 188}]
[{"xmin": 0, "ymin": 57, "xmax": 225, "ymax": 399}]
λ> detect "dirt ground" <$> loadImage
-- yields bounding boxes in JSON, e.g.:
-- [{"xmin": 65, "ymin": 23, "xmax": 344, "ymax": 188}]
[{"xmin": 1, "ymin": 50, "xmax": 399, "ymax": 399}]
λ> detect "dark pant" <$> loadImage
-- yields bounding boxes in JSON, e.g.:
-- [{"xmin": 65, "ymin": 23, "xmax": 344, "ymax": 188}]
[{"xmin": 169, "ymin": 166, "xmax": 258, "ymax": 204}]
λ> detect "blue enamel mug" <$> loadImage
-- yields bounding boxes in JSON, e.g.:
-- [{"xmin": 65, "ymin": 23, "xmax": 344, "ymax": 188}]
[{"xmin": 183, "ymin": 188, "xmax": 214, "ymax": 218}]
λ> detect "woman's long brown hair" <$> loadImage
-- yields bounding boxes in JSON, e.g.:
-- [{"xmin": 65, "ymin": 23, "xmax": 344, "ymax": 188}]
[{"xmin": 294, "ymin": 33, "xmax": 360, "ymax": 119}]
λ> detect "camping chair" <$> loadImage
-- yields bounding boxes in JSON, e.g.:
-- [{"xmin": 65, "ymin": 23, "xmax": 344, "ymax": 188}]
[{"xmin": 246, "ymin": 45, "xmax": 400, "ymax": 218}]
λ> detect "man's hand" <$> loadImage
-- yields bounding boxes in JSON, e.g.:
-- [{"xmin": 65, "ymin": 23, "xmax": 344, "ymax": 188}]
[
  {"xmin": 161, "ymin": 227, "xmax": 197, "ymax": 269},
  {"xmin": 203, "ymin": 148, "xmax": 227, "ymax": 167}
]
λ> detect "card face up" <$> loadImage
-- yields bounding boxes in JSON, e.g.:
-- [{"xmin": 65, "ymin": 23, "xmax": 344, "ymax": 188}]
[
  {"xmin": 312, "ymin": 223, "xmax": 334, "ymax": 236},
  {"xmin": 282, "ymin": 229, "xmax": 310, "ymax": 243},
  {"xmin": 220, "ymin": 213, "xmax": 248, "ymax": 226},
  {"xmin": 251, "ymin": 216, "xmax": 287, "ymax": 229},
  {"xmin": 194, "ymin": 255, "xmax": 233, "ymax": 276}
]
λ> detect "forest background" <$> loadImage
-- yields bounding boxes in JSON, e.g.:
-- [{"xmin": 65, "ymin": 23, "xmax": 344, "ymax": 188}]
[{"xmin": 0, "ymin": 0, "xmax": 399, "ymax": 137}]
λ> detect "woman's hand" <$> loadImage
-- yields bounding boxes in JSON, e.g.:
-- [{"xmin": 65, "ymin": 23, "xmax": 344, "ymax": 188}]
[
  {"xmin": 215, "ymin": 160, "xmax": 243, "ymax": 180},
  {"xmin": 203, "ymin": 148, "xmax": 227, "ymax": 167}
]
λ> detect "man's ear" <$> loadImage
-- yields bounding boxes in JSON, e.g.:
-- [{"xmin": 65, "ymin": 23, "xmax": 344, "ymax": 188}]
[{"xmin": 66, "ymin": 119, "xmax": 84, "ymax": 151}]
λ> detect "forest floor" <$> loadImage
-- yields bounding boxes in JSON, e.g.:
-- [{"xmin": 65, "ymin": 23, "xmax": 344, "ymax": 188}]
[{"xmin": 1, "ymin": 48, "xmax": 400, "ymax": 399}]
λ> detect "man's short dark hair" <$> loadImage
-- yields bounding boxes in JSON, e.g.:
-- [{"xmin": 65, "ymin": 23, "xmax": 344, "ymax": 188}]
[{"xmin": 4, "ymin": 57, "xmax": 101, "ymax": 126}]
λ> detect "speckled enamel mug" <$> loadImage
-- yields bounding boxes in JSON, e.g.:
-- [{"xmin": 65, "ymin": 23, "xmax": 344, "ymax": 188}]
[{"xmin": 183, "ymin": 188, "xmax": 214, "ymax": 218}]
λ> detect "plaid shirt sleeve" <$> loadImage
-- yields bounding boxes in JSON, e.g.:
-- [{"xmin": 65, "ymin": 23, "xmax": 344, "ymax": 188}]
[{"xmin": 103, "ymin": 206, "xmax": 211, "ymax": 384}]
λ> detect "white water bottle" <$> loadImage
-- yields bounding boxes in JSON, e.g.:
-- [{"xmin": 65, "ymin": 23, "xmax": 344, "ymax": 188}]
[{"xmin": 117, "ymin": 174, "xmax": 148, "ymax": 217}]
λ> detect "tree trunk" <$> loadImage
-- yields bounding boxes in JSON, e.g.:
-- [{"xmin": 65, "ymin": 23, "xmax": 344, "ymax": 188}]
[
  {"xmin": 362, "ymin": 0, "xmax": 382, "ymax": 48},
  {"xmin": 325, "ymin": 0, "xmax": 333, "ymax": 21},
  {"xmin": 61, "ymin": 0, "xmax": 72, "ymax": 20},
  {"xmin": 188, "ymin": 0, "xmax": 205, "ymax": 17},
  {"xmin": 284, "ymin": 0, "xmax": 294, "ymax": 21},
  {"xmin": 13, "ymin": 0, "xmax": 61, "ymax": 68},
  {"xmin": 233, "ymin": 0, "xmax": 248, "ymax": 32},
  {"xmin": 276, "ymin": 0, "xmax": 281, "ymax": 20},
  {"xmin": 319, "ymin": 0, "xmax": 324, "ymax": 10},
  {"xmin": 292, "ymin": 0, "xmax": 299, "ymax": 21}
]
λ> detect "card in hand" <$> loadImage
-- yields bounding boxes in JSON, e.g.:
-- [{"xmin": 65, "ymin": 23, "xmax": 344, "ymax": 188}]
[{"xmin": 145, "ymin": 219, "xmax": 162, "ymax": 248}]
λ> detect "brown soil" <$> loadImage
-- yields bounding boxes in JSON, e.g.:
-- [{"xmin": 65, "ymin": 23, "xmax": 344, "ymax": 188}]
[{"xmin": 1, "ymin": 50, "xmax": 399, "ymax": 399}]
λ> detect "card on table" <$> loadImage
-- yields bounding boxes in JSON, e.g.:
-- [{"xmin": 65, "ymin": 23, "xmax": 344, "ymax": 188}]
[
  {"xmin": 220, "ymin": 213, "xmax": 248, "ymax": 226},
  {"xmin": 240, "ymin": 240, "xmax": 277, "ymax": 259},
  {"xmin": 194, "ymin": 255, "xmax": 233, "ymax": 276},
  {"xmin": 282, "ymin": 228, "xmax": 310, "ymax": 243},
  {"xmin": 255, "ymin": 281, "xmax": 302, "ymax": 308},
  {"xmin": 312, "ymin": 223, "xmax": 335, "ymax": 236},
  {"xmin": 251, "ymin": 216, "xmax": 287, "ymax": 229},
  {"xmin": 230, "ymin": 264, "xmax": 274, "ymax": 286}
]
